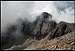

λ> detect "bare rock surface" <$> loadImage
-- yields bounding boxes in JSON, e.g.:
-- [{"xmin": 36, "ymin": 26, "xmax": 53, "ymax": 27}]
[
  {"xmin": 25, "ymin": 31, "xmax": 75, "ymax": 50},
  {"xmin": 2, "ymin": 12, "xmax": 75, "ymax": 50}
]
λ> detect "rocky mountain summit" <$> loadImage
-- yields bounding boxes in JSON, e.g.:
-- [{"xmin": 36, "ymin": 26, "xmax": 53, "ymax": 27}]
[
  {"xmin": 32, "ymin": 12, "xmax": 75, "ymax": 40},
  {"xmin": 1, "ymin": 12, "xmax": 75, "ymax": 50}
]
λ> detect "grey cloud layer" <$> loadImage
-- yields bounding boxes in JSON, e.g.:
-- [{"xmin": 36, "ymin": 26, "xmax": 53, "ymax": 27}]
[{"xmin": 1, "ymin": 1, "xmax": 74, "ymax": 31}]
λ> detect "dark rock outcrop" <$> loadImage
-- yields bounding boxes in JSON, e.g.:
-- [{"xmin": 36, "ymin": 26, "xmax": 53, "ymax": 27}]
[
  {"xmin": 1, "ymin": 12, "xmax": 75, "ymax": 49},
  {"xmin": 32, "ymin": 12, "xmax": 57, "ymax": 40},
  {"xmin": 48, "ymin": 21, "xmax": 75, "ymax": 40},
  {"xmin": 32, "ymin": 12, "xmax": 75, "ymax": 40}
]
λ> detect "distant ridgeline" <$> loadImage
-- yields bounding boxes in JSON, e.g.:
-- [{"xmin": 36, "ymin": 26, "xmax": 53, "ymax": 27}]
[{"xmin": 1, "ymin": 12, "xmax": 75, "ymax": 49}]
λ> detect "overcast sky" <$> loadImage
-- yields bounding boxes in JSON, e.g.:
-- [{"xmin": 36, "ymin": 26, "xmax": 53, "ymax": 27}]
[{"xmin": 1, "ymin": 1, "xmax": 75, "ymax": 31}]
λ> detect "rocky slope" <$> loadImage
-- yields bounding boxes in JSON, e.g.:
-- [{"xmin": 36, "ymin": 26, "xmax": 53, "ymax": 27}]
[
  {"xmin": 4, "ymin": 31, "xmax": 75, "ymax": 50},
  {"xmin": 25, "ymin": 31, "xmax": 75, "ymax": 50},
  {"xmin": 1, "ymin": 12, "xmax": 75, "ymax": 50}
]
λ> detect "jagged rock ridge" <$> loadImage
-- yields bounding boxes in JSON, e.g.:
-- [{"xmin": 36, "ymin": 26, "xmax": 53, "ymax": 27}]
[{"xmin": 1, "ymin": 12, "xmax": 75, "ymax": 50}]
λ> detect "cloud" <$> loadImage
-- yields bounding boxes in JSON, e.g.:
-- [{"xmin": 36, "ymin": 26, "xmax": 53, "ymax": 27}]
[
  {"xmin": 1, "ymin": 1, "xmax": 74, "ymax": 31},
  {"xmin": 31, "ymin": 1, "xmax": 74, "ymax": 23},
  {"xmin": 54, "ymin": 1, "xmax": 74, "ymax": 23},
  {"xmin": 1, "ymin": 1, "xmax": 35, "ymax": 30}
]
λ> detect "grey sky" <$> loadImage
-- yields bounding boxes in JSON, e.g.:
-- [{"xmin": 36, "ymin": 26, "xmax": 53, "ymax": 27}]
[{"xmin": 1, "ymin": 1, "xmax": 75, "ymax": 31}]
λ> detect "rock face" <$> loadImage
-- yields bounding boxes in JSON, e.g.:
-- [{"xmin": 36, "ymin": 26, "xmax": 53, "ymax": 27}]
[
  {"xmin": 32, "ymin": 12, "xmax": 75, "ymax": 40},
  {"xmin": 30, "ymin": 31, "xmax": 75, "ymax": 50},
  {"xmin": 1, "ymin": 12, "xmax": 75, "ymax": 50},
  {"xmin": 7, "ymin": 31, "xmax": 75, "ymax": 50},
  {"xmin": 48, "ymin": 22, "xmax": 75, "ymax": 39},
  {"xmin": 32, "ymin": 12, "xmax": 56, "ymax": 40}
]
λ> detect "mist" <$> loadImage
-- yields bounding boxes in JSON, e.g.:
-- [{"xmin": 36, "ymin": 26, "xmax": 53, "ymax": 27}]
[
  {"xmin": 1, "ymin": 1, "xmax": 74, "ymax": 31},
  {"xmin": 1, "ymin": 1, "xmax": 75, "ymax": 49}
]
